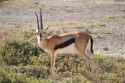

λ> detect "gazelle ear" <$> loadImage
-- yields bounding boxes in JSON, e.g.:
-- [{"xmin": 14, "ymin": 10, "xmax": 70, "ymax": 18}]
[{"xmin": 45, "ymin": 25, "xmax": 49, "ymax": 30}]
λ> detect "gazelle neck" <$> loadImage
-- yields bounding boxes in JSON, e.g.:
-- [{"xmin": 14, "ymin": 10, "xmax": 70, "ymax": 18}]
[{"xmin": 37, "ymin": 36, "xmax": 48, "ymax": 48}]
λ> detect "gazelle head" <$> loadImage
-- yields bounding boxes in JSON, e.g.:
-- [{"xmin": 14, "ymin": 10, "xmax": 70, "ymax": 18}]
[{"xmin": 35, "ymin": 9, "xmax": 49, "ymax": 40}]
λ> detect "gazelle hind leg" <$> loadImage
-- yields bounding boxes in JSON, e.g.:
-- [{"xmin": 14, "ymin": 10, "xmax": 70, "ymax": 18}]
[
  {"xmin": 84, "ymin": 49, "xmax": 104, "ymax": 74},
  {"xmin": 85, "ymin": 39, "xmax": 93, "ymax": 57},
  {"xmin": 75, "ymin": 42, "xmax": 103, "ymax": 73},
  {"xmin": 75, "ymin": 40, "xmax": 91, "ymax": 61},
  {"xmin": 83, "ymin": 48, "xmax": 103, "ymax": 73}
]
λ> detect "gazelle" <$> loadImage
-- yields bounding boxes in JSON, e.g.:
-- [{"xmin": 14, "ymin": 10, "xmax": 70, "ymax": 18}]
[{"xmin": 35, "ymin": 9, "xmax": 94, "ymax": 74}]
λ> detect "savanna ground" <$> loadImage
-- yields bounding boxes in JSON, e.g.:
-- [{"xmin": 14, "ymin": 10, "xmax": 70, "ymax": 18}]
[{"xmin": 0, "ymin": 0, "xmax": 125, "ymax": 83}]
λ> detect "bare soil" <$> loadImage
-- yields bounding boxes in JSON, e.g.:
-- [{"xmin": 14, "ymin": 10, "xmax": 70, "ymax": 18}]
[{"xmin": 0, "ymin": 0, "xmax": 125, "ymax": 56}]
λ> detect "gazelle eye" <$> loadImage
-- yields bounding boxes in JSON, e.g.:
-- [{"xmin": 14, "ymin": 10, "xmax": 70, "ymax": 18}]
[
  {"xmin": 36, "ymin": 32, "xmax": 38, "ymax": 35},
  {"xmin": 43, "ymin": 32, "xmax": 46, "ymax": 34}
]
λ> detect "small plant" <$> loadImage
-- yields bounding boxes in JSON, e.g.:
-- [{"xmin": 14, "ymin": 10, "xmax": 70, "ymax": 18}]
[
  {"xmin": 0, "ymin": 66, "xmax": 53, "ymax": 83},
  {"xmin": 0, "ymin": 30, "xmax": 44, "ymax": 65}
]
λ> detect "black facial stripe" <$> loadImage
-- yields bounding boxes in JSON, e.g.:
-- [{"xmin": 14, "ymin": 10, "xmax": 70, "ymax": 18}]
[
  {"xmin": 38, "ymin": 33, "xmax": 42, "ymax": 37},
  {"xmin": 54, "ymin": 38, "xmax": 75, "ymax": 50}
]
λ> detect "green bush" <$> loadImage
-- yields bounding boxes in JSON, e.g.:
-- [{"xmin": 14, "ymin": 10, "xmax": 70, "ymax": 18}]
[
  {"xmin": 65, "ymin": 76, "xmax": 91, "ymax": 83},
  {"xmin": 0, "ymin": 66, "xmax": 53, "ymax": 83},
  {"xmin": 0, "ymin": 30, "xmax": 44, "ymax": 65}
]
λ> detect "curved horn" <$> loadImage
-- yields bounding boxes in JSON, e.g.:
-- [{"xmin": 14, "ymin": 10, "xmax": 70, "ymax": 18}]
[
  {"xmin": 40, "ymin": 8, "xmax": 43, "ymax": 29},
  {"xmin": 35, "ymin": 12, "xmax": 40, "ymax": 29}
]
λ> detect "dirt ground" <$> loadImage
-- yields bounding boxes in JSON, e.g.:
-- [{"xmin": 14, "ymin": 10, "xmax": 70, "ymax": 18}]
[{"xmin": 0, "ymin": 0, "xmax": 125, "ymax": 56}]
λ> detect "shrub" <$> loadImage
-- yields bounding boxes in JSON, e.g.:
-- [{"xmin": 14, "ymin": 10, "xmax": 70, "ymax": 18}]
[
  {"xmin": 0, "ymin": 66, "xmax": 53, "ymax": 83},
  {"xmin": 0, "ymin": 30, "xmax": 44, "ymax": 65}
]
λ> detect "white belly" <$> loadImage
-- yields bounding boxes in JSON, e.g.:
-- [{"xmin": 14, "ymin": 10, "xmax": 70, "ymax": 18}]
[{"xmin": 56, "ymin": 43, "xmax": 79, "ymax": 54}]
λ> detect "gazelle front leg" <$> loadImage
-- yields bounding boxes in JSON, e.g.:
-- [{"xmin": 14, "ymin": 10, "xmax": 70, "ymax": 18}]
[{"xmin": 50, "ymin": 51, "xmax": 56, "ymax": 75}]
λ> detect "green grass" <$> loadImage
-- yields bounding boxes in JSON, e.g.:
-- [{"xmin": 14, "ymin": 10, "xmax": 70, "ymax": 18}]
[{"xmin": 0, "ymin": 30, "xmax": 125, "ymax": 83}]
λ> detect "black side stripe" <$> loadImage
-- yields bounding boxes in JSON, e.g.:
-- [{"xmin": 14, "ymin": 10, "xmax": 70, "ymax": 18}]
[{"xmin": 54, "ymin": 38, "xmax": 75, "ymax": 50}]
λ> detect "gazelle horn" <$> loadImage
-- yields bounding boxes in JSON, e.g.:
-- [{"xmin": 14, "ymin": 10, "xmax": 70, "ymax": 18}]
[
  {"xmin": 40, "ymin": 8, "xmax": 43, "ymax": 29},
  {"xmin": 35, "ymin": 12, "xmax": 40, "ymax": 29}
]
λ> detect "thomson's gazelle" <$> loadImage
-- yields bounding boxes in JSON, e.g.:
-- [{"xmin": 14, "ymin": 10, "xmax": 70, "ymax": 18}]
[{"xmin": 35, "ymin": 9, "xmax": 94, "ymax": 74}]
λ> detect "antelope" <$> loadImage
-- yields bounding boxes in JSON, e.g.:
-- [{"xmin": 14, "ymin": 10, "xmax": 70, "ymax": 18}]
[{"xmin": 35, "ymin": 9, "xmax": 94, "ymax": 74}]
